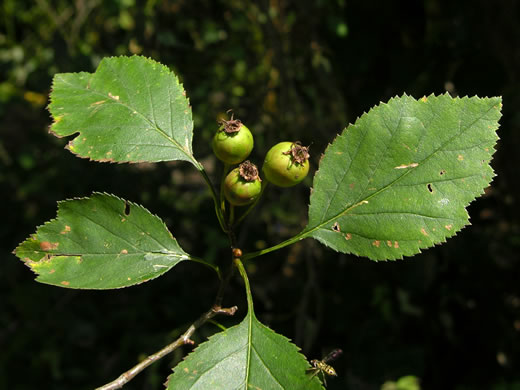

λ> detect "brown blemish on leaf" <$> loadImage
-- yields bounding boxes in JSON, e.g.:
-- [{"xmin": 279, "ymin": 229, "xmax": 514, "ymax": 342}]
[
  {"xmin": 421, "ymin": 96, "xmax": 428, "ymax": 102},
  {"xmin": 445, "ymin": 224, "xmax": 453, "ymax": 230},
  {"xmin": 395, "ymin": 163, "xmax": 418, "ymax": 169},
  {"xmin": 183, "ymin": 367, "xmax": 189, "ymax": 373},
  {"xmin": 49, "ymin": 269, "xmax": 55, "ymax": 274},
  {"xmin": 421, "ymin": 228, "xmax": 429, "ymax": 236},
  {"xmin": 120, "ymin": 249, "xmax": 128, "ymax": 254},
  {"xmin": 387, "ymin": 240, "xmax": 392, "ymax": 247},
  {"xmin": 90, "ymin": 100, "xmax": 106, "ymax": 106},
  {"xmin": 121, "ymin": 218, "xmax": 126, "ymax": 222},
  {"xmin": 97, "ymin": 157, "xmax": 115, "ymax": 163},
  {"xmin": 40, "ymin": 241, "xmax": 58, "ymax": 251},
  {"xmin": 61, "ymin": 281, "xmax": 70, "ymax": 286},
  {"xmin": 372, "ymin": 240, "xmax": 380, "ymax": 247},
  {"xmin": 440, "ymin": 169, "xmax": 446, "ymax": 175},
  {"xmin": 332, "ymin": 222, "xmax": 340, "ymax": 232},
  {"xmin": 345, "ymin": 233, "xmax": 352, "ymax": 240},
  {"xmin": 108, "ymin": 92, "xmax": 120, "ymax": 101},
  {"xmin": 458, "ymin": 154, "xmax": 464, "ymax": 161},
  {"xmin": 349, "ymin": 183, "xmax": 355, "ymax": 189},
  {"xmin": 394, "ymin": 241, "xmax": 399, "ymax": 248}
]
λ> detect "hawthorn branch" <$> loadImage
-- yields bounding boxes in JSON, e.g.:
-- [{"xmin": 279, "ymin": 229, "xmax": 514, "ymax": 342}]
[{"xmin": 95, "ymin": 304, "xmax": 238, "ymax": 390}]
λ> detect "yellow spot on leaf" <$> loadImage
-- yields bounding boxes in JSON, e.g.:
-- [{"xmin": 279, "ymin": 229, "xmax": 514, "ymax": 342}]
[
  {"xmin": 421, "ymin": 96, "xmax": 428, "ymax": 102},
  {"xmin": 458, "ymin": 155, "xmax": 464, "ymax": 161},
  {"xmin": 394, "ymin": 241, "xmax": 399, "ymax": 248},
  {"xmin": 445, "ymin": 224, "xmax": 453, "ymax": 230},
  {"xmin": 90, "ymin": 100, "xmax": 106, "ymax": 106},
  {"xmin": 61, "ymin": 281, "xmax": 70, "ymax": 286},
  {"xmin": 421, "ymin": 228, "xmax": 428, "ymax": 236},
  {"xmin": 387, "ymin": 241, "xmax": 392, "ymax": 247},
  {"xmin": 108, "ymin": 92, "xmax": 120, "ymax": 100},
  {"xmin": 395, "ymin": 163, "xmax": 419, "ymax": 169},
  {"xmin": 54, "ymin": 115, "xmax": 63, "ymax": 124},
  {"xmin": 60, "ymin": 225, "xmax": 71, "ymax": 234},
  {"xmin": 372, "ymin": 240, "xmax": 380, "ymax": 247},
  {"xmin": 120, "ymin": 249, "xmax": 128, "ymax": 254}
]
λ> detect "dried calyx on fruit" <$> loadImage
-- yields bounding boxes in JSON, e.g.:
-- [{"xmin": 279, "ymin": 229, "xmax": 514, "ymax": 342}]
[
  {"xmin": 223, "ymin": 160, "xmax": 262, "ymax": 206},
  {"xmin": 262, "ymin": 141, "xmax": 310, "ymax": 187},
  {"xmin": 212, "ymin": 112, "xmax": 254, "ymax": 165}
]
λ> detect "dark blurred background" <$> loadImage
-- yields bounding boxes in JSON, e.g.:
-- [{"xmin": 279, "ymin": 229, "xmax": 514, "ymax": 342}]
[{"xmin": 1, "ymin": 1, "xmax": 519, "ymax": 389}]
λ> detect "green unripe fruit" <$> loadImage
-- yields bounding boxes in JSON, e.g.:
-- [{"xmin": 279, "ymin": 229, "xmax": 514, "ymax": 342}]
[
  {"xmin": 223, "ymin": 161, "xmax": 262, "ymax": 206},
  {"xmin": 262, "ymin": 141, "xmax": 310, "ymax": 187},
  {"xmin": 212, "ymin": 116, "xmax": 253, "ymax": 165}
]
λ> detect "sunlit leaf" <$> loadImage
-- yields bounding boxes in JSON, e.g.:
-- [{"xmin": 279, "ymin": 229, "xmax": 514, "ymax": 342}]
[
  {"xmin": 165, "ymin": 311, "xmax": 323, "ymax": 389},
  {"xmin": 306, "ymin": 94, "xmax": 501, "ymax": 260},
  {"xmin": 49, "ymin": 55, "xmax": 197, "ymax": 165},
  {"xmin": 14, "ymin": 193, "xmax": 190, "ymax": 289}
]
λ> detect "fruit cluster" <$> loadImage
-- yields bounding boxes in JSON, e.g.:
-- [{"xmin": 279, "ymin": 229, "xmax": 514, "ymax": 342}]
[{"xmin": 212, "ymin": 113, "xmax": 310, "ymax": 207}]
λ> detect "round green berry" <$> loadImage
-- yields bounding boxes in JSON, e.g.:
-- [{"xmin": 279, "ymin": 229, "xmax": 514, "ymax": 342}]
[
  {"xmin": 223, "ymin": 161, "xmax": 262, "ymax": 206},
  {"xmin": 262, "ymin": 141, "xmax": 310, "ymax": 187},
  {"xmin": 212, "ymin": 116, "xmax": 253, "ymax": 165}
]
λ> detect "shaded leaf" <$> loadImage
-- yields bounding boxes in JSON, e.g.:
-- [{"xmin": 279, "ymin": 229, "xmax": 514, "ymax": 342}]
[
  {"xmin": 49, "ymin": 56, "xmax": 197, "ymax": 165},
  {"xmin": 14, "ymin": 193, "xmax": 190, "ymax": 289},
  {"xmin": 166, "ymin": 310, "xmax": 323, "ymax": 390},
  {"xmin": 306, "ymin": 94, "xmax": 501, "ymax": 260}
]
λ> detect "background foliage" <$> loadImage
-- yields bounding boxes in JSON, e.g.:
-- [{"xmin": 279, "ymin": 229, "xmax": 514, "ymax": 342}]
[{"xmin": 1, "ymin": 1, "xmax": 519, "ymax": 389}]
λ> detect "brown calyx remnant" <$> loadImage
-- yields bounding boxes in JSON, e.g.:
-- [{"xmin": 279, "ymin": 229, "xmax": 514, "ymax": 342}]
[
  {"xmin": 232, "ymin": 248, "xmax": 243, "ymax": 258},
  {"xmin": 239, "ymin": 160, "xmax": 261, "ymax": 182},
  {"xmin": 218, "ymin": 111, "xmax": 243, "ymax": 133},
  {"xmin": 283, "ymin": 141, "xmax": 310, "ymax": 164}
]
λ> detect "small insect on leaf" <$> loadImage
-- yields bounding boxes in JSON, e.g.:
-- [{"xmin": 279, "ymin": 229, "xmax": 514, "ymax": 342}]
[{"xmin": 307, "ymin": 349, "xmax": 343, "ymax": 387}]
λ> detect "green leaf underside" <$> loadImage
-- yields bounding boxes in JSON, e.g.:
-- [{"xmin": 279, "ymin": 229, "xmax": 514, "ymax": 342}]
[
  {"xmin": 14, "ymin": 193, "xmax": 189, "ymax": 289},
  {"xmin": 306, "ymin": 94, "xmax": 501, "ymax": 260},
  {"xmin": 166, "ymin": 311, "xmax": 323, "ymax": 390},
  {"xmin": 49, "ymin": 56, "xmax": 196, "ymax": 165}
]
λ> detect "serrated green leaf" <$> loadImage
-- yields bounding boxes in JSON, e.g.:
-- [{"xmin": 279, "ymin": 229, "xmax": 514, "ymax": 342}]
[
  {"xmin": 306, "ymin": 94, "xmax": 501, "ymax": 260},
  {"xmin": 49, "ymin": 55, "xmax": 198, "ymax": 165},
  {"xmin": 14, "ymin": 193, "xmax": 190, "ymax": 289},
  {"xmin": 165, "ymin": 310, "xmax": 323, "ymax": 390}
]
